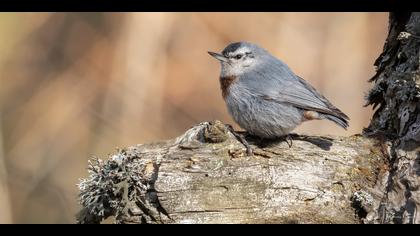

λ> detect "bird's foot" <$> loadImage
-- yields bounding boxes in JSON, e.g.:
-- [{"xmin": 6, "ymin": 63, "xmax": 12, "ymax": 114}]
[
  {"xmin": 284, "ymin": 134, "xmax": 293, "ymax": 148},
  {"xmin": 225, "ymin": 125, "xmax": 253, "ymax": 156}
]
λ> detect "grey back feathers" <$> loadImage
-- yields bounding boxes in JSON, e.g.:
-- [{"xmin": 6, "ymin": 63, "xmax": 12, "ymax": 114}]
[
  {"xmin": 211, "ymin": 42, "xmax": 349, "ymax": 138},
  {"xmin": 244, "ymin": 54, "xmax": 349, "ymax": 128}
]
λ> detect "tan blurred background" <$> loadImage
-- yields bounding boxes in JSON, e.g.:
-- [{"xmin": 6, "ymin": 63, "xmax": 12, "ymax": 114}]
[{"xmin": 0, "ymin": 12, "xmax": 387, "ymax": 223}]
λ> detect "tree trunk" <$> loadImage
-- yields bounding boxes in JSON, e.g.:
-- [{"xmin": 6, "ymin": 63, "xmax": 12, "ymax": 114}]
[
  {"xmin": 76, "ymin": 12, "xmax": 420, "ymax": 224},
  {"xmin": 364, "ymin": 12, "xmax": 420, "ymax": 224}
]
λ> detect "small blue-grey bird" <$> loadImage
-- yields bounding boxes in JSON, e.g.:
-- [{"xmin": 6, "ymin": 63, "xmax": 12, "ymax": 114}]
[{"xmin": 208, "ymin": 42, "xmax": 349, "ymax": 149}]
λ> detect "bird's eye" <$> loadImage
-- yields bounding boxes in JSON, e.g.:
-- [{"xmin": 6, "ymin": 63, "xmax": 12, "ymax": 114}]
[{"xmin": 234, "ymin": 54, "xmax": 243, "ymax": 60}]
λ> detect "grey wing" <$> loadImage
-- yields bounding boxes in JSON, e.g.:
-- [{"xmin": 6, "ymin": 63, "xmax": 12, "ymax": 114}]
[
  {"xmin": 291, "ymin": 75, "xmax": 350, "ymax": 128},
  {"xmin": 243, "ymin": 58, "xmax": 349, "ymax": 127}
]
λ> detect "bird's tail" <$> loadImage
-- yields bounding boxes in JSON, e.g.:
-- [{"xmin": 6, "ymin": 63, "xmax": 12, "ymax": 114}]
[{"xmin": 323, "ymin": 114, "xmax": 349, "ymax": 129}]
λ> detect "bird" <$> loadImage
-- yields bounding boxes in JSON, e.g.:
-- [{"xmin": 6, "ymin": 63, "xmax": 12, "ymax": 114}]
[{"xmin": 208, "ymin": 42, "xmax": 349, "ymax": 153}]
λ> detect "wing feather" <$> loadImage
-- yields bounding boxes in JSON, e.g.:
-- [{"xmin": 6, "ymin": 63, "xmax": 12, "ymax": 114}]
[{"xmin": 242, "ymin": 57, "xmax": 349, "ymax": 122}]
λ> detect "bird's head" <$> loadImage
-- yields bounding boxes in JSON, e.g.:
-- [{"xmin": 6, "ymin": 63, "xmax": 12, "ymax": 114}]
[{"xmin": 208, "ymin": 42, "xmax": 267, "ymax": 77}]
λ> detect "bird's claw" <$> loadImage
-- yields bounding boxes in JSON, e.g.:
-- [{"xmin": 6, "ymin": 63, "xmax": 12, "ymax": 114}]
[
  {"xmin": 225, "ymin": 125, "xmax": 254, "ymax": 156},
  {"xmin": 285, "ymin": 134, "xmax": 293, "ymax": 148}
]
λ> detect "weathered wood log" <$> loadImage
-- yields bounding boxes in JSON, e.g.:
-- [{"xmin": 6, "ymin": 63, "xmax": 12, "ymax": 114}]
[{"xmin": 77, "ymin": 121, "xmax": 386, "ymax": 224}]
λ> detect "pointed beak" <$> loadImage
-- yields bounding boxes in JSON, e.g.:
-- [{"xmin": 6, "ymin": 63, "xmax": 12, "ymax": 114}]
[{"xmin": 208, "ymin": 51, "xmax": 228, "ymax": 62}]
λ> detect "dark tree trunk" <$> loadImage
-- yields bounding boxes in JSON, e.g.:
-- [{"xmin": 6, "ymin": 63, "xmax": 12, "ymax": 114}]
[
  {"xmin": 76, "ymin": 12, "xmax": 420, "ymax": 224},
  {"xmin": 364, "ymin": 12, "xmax": 420, "ymax": 224}
]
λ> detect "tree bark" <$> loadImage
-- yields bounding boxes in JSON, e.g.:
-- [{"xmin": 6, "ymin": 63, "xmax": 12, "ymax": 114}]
[
  {"xmin": 364, "ymin": 12, "xmax": 420, "ymax": 224},
  {"xmin": 77, "ymin": 12, "xmax": 420, "ymax": 224}
]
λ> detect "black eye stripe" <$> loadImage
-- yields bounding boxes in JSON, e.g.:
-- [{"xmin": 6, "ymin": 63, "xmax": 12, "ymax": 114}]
[{"xmin": 228, "ymin": 51, "xmax": 252, "ymax": 59}]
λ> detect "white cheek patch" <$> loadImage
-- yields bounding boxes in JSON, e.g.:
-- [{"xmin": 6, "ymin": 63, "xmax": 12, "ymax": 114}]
[
  {"xmin": 242, "ymin": 58, "xmax": 253, "ymax": 67},
  {"xmin": 222, "ymin": 47, "xmax": 256, "ymax": 76}
]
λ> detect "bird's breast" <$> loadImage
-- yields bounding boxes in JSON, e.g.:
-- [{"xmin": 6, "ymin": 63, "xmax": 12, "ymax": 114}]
[{"xmin": 219, "ymin": 75, "xmax": 238, "ymax": 99}]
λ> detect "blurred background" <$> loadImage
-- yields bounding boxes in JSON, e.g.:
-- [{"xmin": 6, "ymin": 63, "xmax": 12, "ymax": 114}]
[{"xmin": 0, "ymin": 12, "xmax": 387, "ymax": 223}]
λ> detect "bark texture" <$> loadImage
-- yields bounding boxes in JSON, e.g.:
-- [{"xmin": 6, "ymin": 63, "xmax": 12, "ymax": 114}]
[
  {"xmin": 77, "ymin": 121, "xmax": 387, "ymax": 224},
  {"xmin": 364, "ymin": 12, "xmax": 420, "ymax": 224}
]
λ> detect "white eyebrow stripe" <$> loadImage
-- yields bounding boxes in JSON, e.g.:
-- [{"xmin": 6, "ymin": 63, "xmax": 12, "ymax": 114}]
[
  {"xmin": 235, "ymin": 47, "xmax": 250, "ymax": 55},
  {"xmin": 227, "ymin": 48, "xmax": 251, "ymax": 58}
]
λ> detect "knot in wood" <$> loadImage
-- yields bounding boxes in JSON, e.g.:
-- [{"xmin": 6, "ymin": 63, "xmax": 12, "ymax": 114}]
[{"xmin": 203, "ymin": 120, "xmax": 229, "ymax": 143}]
